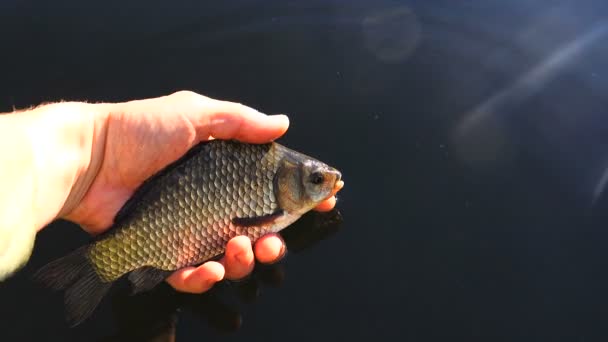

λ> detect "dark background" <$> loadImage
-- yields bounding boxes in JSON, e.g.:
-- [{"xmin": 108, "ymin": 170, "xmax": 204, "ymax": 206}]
[{"xmin": 2, "ymin": 0, "xmax": 608, "ymax": 340}]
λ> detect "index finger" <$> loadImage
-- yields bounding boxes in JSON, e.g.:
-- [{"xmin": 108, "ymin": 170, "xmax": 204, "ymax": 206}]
[{"xmin": 314, "ymin": 196, "xmax": 336, "ymax": 212}]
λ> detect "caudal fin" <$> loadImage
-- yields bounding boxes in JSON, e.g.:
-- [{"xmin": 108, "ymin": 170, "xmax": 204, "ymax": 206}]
[{"xmin": 33, "ymin": 246, "xmax": 112, "ymax": 326}]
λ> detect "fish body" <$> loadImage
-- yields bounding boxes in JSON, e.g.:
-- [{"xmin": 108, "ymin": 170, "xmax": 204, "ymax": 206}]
[{"xmin": 35, "ymin": 140, "xmax": 342, "ymax": 326}]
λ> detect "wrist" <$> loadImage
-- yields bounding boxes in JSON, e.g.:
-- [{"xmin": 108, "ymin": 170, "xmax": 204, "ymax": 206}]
[{"xmin": 24, "ymin": 102, "xmax": 109, "ymax": 230}]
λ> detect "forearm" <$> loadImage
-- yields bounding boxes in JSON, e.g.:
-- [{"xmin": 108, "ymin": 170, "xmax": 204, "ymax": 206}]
[
  {"xmin": 2, "ymin": 103, "xmax": 100, "ymax": 229},
  {"xmin": 0, "ymin": 102, "xmax": 104, "ymax": 278}
]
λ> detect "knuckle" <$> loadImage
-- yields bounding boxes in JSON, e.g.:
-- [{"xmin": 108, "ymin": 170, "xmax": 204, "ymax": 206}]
[
  {"xmin": 171, "ymin": 90, "xmax": 196, "ymax": 98},
  {"xmin": 171, "ymin": 90, "xmax": 210, "ymax": 102}
]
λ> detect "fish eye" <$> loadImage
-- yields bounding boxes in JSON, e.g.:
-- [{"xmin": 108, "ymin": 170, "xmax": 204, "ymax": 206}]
[{"xmin": 310, "ymin": 171, "xmax": 325, "ymax": 185}]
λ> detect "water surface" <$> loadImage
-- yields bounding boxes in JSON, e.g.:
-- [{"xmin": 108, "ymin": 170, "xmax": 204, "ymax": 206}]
[{"xmin": 2, "ymin": 0, "xmax": 608, "ymax": 341}]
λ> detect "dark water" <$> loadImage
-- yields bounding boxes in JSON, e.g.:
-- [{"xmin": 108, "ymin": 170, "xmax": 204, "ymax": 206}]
[{"xmin": 2, "ymin": 0, "xmax": 608, "ymax": 340}]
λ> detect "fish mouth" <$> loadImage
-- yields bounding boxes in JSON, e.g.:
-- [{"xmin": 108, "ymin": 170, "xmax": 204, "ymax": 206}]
[{"xmin": 332, "ymin": 170, "xmax": 344, "ymax": 192}]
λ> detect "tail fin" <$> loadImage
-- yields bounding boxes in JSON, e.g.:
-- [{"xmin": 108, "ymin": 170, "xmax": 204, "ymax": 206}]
[{"xmin": 33, "ymin": 246, "xmax": 112, "ymax": 326}]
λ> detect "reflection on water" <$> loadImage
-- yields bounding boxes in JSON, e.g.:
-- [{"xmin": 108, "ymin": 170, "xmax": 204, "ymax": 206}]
[
  {"xmin": 101, "ymin": 210, "xmax": 342, "ymax": 341},
  {"xmin": 361, "ymin": 4, "xmax": 421, "ymax": 64},
  {"xmin": 4, "ymin": 1, "xmax": 608, "ymax": 340},
  {"xmin": 453, "ymin": 21, "xmax": 608, "ymax": 178}
]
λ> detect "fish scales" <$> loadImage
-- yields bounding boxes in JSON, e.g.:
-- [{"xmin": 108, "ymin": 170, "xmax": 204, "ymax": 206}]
[{"xmin": 89, "ymin": 141, "xmax": 282, "ymax": 282}]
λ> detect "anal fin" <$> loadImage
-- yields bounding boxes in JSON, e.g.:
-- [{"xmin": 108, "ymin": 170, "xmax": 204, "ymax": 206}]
[{"xmin": 128, "ymin": 266, "xmax": 172, "ymax": 295}]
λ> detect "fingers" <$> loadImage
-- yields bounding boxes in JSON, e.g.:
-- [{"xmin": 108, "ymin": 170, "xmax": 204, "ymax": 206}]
[
  {"xmin": 166, "ymin": 261, "xmax": 224, "ymax": 294},
  {"xmin": 254, "ymin": 234, "xmax": 286, "ymax": 264},
  {"xmin": 221, "ymin": 236, "xmax": 255, "ymax": 280},
  {"xmin": 314, "ymin": 196, "xmax": 336, "ymax": 212},
  {"xmin": 166, "ymin": 234, "xmax": 286, "ymax": 293}
]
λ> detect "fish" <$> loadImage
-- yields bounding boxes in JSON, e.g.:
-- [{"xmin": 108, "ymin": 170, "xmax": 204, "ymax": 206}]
[{"xmin": 34, "ymin": 139, "xmax": 343, "ymax": 326}]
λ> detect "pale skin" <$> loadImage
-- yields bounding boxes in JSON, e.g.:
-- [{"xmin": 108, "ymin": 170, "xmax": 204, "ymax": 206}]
[{"xmin": 0, "ymin": 90, "xmax": 340, "ymax": 293}]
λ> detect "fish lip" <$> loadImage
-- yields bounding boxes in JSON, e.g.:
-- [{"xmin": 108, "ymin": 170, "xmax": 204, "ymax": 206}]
[{"xmin": 333, "ymin": 170, "xmax": 342, "ymax": 188}]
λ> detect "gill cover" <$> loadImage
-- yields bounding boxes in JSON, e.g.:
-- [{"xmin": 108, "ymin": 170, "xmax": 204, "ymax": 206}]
[{"xmin": 274, "ymin": 159, "xmax": 305, "ymax": 213}]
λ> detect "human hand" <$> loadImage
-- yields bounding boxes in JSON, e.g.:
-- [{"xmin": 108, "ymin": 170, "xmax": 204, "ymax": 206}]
[{"xmin": 59, "ymin": 91, "xmax": 338, "ymax": 293}]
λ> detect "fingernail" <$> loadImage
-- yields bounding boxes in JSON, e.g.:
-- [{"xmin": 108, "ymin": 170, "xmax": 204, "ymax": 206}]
[{"xmin": 270, "ymin": 114, "xmax": 289, "ymax": 124}]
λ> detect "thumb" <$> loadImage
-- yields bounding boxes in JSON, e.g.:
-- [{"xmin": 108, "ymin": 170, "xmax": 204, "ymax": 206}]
[{"xmin": 184, "ymin": 95, "xmax": 290, "ymax": 143}]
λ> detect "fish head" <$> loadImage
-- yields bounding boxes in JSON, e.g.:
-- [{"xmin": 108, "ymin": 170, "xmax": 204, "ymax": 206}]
[
  {"xmin": 274, "ymin": 156, "xmax": 342, "ymax": 215},
  {"xmin": 300, "ymin": 160, "xmax": 342, "ymax": 203}
]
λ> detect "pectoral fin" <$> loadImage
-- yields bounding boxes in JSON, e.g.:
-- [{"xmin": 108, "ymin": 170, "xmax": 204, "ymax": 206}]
[{"xmin": 231, "ymin": 209, "xmax": 284, "ymax": 227}]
